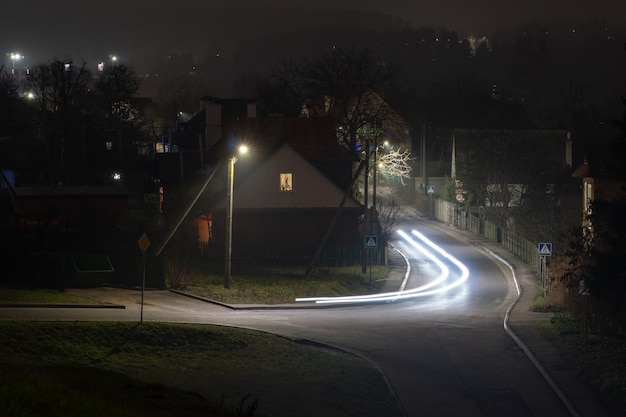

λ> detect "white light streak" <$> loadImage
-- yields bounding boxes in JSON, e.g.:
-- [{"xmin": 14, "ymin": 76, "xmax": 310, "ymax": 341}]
[{"xmin": 295, "ymin": 229, "xmax": 470, "ymax": 305}]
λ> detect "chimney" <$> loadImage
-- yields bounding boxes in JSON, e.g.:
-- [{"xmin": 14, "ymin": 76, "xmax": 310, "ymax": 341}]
[
  {"xmin": 247, "ymin": 102, "xmax": 257, "ymax": 118},
  {"xmin": 565, "ymin": 131, "xmax": 572, "ymax": 168}
]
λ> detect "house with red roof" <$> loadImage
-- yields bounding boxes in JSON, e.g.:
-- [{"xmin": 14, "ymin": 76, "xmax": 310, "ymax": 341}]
[{"xmin": 164, "ymin": 98, "xmax": 364, "ymax": 266}]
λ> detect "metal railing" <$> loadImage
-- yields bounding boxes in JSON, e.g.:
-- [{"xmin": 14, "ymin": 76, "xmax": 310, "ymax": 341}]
[{"xmin": 433, "ymin": 198, "xmax": 541, "ymax": 273}]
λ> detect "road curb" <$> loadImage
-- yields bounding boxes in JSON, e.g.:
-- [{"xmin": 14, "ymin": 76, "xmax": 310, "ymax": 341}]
[{"xmin": 0, "ymin": 303, "xmax": 125, "ymax": 309}]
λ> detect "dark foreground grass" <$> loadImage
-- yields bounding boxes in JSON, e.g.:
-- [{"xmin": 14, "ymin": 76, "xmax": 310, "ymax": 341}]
[{"xmin": 0, "ymin": 321, "xmax": 403, "ymax": 417}]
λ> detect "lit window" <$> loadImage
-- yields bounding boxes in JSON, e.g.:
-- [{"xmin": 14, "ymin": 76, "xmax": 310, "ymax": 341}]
[
  {"xmin": 280, "ymin": 173, "xmax": 293, "ymax": 191},
  {"xmin": 585, "ymin": 183, "xmax": 593, "ymax": 215}
]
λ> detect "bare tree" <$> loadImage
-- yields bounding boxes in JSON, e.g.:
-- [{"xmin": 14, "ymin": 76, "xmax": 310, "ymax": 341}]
[
  {"xmin": 94, "ymin": 64, "xmax": 140, "ymax": 111},
  {"xmin": 25, "ymin": 59, "xmax": 91, "ymax": 185},
  {"xmin": 94, "ymin": 64, "xmax": 142, "ymax": 165},
  {"xmin": 0, "ymin": 65, "xmax": 18, "ymax": 98},
  {"xmin": 156, "ymin": 73, "xmax": 204, "ymax": 131},
  {"xmin": 377, "ymin": 146, "xmax": 414, "ymax": 185},
  {"xmin": 0, "ymin": 65, "xmax": 19, "ymax": 135},
  {"xmin": 272, "ymin": 46, "xmax": 404, "ymax": 153},
  {"xmin": 375, "ymin": 198, "xmax": 401, "ymax": 242}
]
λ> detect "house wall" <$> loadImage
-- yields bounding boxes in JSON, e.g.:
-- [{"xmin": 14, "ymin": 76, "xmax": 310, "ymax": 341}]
[
  {"xmin": 205, "ymin": 102, "xmax": 223, "ymax": 151},
  {"xmin": 209, "ymin": 208, "xmax": 361, "ymax": 262},
  {"xmin": 13, "ymin": 194, "xmax": 129, "ymax": 231},
  {"xmin": 591, "ymin": 177, "xmax": 625, "ymax": 203},
  {"xmin": 215, "ymin": 145, "xmax": 360, "ymax": 210}
]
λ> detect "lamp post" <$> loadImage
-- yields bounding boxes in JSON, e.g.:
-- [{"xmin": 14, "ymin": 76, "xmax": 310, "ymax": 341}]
[
  {"xmin": 9, "ymin": 52, "xmax": 22, "ymax": 76},
  {"xmin": 225, "ymin": 145, "xmax": 248, "ymax": 289}
]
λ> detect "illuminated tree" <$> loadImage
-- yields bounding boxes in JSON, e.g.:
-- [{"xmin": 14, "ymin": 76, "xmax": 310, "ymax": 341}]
[{"xmin": 377, "ymin": 146, "xmax": 414, "ymax": 185}]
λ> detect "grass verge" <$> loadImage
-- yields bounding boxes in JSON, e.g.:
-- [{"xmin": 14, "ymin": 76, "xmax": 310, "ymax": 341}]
[
  {"xmin": 0, "ymin": 287, "xmax": 100, "ymax": 305},
  {"xmin": 171, "ymin": 265, "xmax": 389, "ymax": 304},
  {"xmin": 539, "ymin": 314, "xmax": 626, "ymax": 417},
  {"xmin": 0, "ymin": 321, "xmax": 403, "ymax": 417}
]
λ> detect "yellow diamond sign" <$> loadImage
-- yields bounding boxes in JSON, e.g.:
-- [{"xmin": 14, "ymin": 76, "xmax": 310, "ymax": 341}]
[{"xmin": 138, "ymin": 233, "xmax": 150, "ymax": 253}]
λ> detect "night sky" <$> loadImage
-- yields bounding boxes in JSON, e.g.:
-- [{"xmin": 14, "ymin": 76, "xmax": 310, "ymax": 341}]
[{"xmin": 2, "ymin": 1, "xmax": 625, "ymax": 82}]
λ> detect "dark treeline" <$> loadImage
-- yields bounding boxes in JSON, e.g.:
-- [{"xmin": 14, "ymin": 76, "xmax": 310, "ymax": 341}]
[
  {"xmin": 4, "ymin": 18, "xmax": 626, "ymax": 187},
  {"xmin": 160, "ymin": 18, "xmax": 626, "ymax": 142}
]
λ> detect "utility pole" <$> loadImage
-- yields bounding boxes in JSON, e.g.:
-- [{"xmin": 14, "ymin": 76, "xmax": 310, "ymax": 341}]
[
  {"xmin": 362, "ymin": 139, "xmax": 370, "ymax": 274},
  {"xmin": 224, "ymin": 156, "xmax": 235, "ymax": 289},
  {"xmin": 373, "ymin": 136, "xmax": 378, "ymax": 210},
  {"xmin": 421, "ymin": 122, "xmax": 427, "ymax": 194}
]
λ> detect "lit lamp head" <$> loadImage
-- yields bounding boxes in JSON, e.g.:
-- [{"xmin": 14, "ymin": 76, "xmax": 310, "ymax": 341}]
[{"xmin": 232, "ymin": 144, "xmax": 248, "ymax": 163}]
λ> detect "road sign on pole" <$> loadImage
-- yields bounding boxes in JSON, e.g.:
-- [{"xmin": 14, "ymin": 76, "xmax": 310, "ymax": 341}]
[
  {"xmin": 138, "ymin": 233, "xmax": 150, "ymax": 253},
  {"xmin": 365, "ymin": 235, "xmax": 378, "ymax": 248},
  {"xmin": 538, "ymin": 242, "xmax": 552, "ymax": 256},
  {"xmin": 426, "ymin": 185, "xmax": 435, "ymax": 195}
]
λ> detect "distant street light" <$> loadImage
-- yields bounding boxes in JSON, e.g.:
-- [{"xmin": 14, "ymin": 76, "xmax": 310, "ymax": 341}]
[
  {"xmin": 224, "ymin": 145, "xmax": 248, "ymax": 289},
  {"xmin": 9, "ymin": 52, "xmax": 23, "ymax": 75}
]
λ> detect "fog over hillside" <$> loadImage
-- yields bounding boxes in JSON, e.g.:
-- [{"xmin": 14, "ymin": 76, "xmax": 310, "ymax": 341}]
[{"xmin": 3, "ymin": 2, "xmax": 625, "ymax": 70}]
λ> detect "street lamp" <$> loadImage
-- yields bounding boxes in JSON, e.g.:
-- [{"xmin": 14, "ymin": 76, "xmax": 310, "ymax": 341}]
[
  {"xmin": 9, "ymin": 52, "xmax": 23, "ymax": 75},
  {"xmin": 224, "ymin": 145, "xmax": 248, "ymax": 288}
]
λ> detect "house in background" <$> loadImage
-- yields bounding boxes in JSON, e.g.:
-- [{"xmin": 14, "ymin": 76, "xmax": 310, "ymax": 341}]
[
  {"xmin": 9, "ymin": 186, "xmax": 130, "ymax": 247},
  {"xmin": 1, "ymin": 186, "xmax": 135, "ymax": 288},
  {"xmin": 451, "ymin": 129, "xmax": 573, "ymax": 208},
  {"xmin": 157, "ymin": 94, "xmax": 379, "ymax": 266},
  {"xmin": 154, "ymin": 96, "xmax": 261, "ymax": 185},
  {"xmin": 412, "ymin": 94, "xmax": 542, "ymax": 197},
  {"xmin": 206, "ymin": 142, "xmax": 361, "ymax": 264},
  {"xmin": 169, "ymin": 109, "xmax": 363, "ymax": 265},
  {"xmin": 572, "ymin": 142, "xmax": 626, "ymax": 241}
]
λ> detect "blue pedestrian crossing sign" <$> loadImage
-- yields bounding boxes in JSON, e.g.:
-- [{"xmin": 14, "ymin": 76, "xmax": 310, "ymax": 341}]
[
  {"xmin": 426, "ymin": 185, "xmax": 435, "ymax": 195},
  {"xmin": 365, "ymin": 235, "xmax": 378, "ymax": 248},
  {"xmin": 538, "ymin": 242, "xmax": 552, "ymax": 256}
]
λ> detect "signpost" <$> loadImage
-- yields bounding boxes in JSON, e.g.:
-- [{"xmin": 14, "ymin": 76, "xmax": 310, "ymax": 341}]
[
  {"xmin": 365, "ymin": 235, "xmax": 378, "ymax": 248},
  {"xmin": 538, "ymin": 242, "xmax": 552, "ymax": 256},
  {"xmin": 427, "ymin": 186, "xmax": 435, "ymax": 218},
  {"xmin": 138, "ymin": 233, "xmax": 150, "ymax": 323},
  {"xmin": 538, "ymin": 242, "xmax": 552, "ymax": 297},
  {"xmin": 365, "ymin": 235, "xmax": 377, "ymax": 284}
]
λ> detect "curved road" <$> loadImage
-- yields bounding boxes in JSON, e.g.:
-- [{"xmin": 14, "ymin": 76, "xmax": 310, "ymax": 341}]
[{"xmin": 1, "ymin": 218, "xmax": 585, "ymax": 417}]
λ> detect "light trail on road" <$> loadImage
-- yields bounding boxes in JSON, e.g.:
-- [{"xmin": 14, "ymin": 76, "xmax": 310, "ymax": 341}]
[{"xmin": 295, "ymin": 229, "xmax": 470, "ymax": 305}]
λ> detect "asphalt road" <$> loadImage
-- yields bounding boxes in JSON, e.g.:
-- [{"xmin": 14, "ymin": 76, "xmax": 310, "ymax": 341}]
[{"xmin": 0, "ymin": 217, "xmax": 607, "ymax": 417}]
